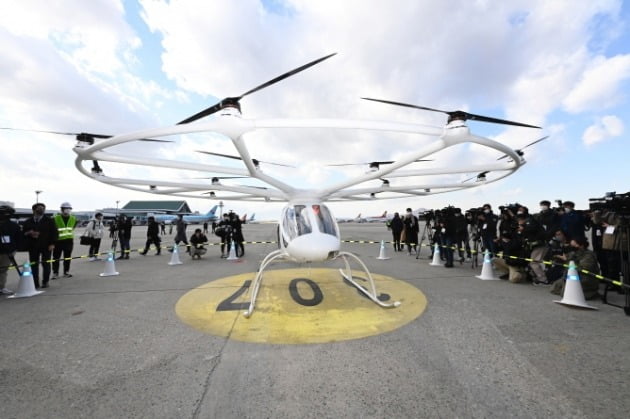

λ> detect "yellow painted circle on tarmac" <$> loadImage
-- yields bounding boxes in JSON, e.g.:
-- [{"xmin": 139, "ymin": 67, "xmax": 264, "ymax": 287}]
[{"xmin": 175, "ymin": 268, "xmax": 427, "ymax": 344}]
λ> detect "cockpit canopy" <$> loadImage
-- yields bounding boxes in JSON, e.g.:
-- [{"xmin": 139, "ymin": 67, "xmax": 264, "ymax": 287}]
[{"xmin": 281, "ymin": 203, "xmax": 339, "ymax": 245}]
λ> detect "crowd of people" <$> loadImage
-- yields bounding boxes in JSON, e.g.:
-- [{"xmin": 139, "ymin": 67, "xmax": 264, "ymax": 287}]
[
  {"xmin": 0, "ymin": 202, "xmax": 248, "ymax": 294},
  {"xmin": 387, "ymin": 200, "xmax": 627, "ymax": 300}
]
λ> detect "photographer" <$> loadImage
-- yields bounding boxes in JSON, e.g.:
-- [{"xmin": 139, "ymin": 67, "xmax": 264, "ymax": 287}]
[
  {"xmin": 493, "ymin": 232, "xmax": 528, "ymax": 283},
  {"xmin": 544, "ymin": 229, "xmax": 569, "ymax": 283},
  {"xmin": 550, "ymin": 236, "xmax": 601, "ymax": 300},
  {"xmin": 477, "ymin": 204, "xmax": 498, "ymax": 257},
  {"xmin": 560, "ymin": 201, "xmax": 588, "ymax": 240},
  {"xmin": 534, "ymin": 200, "xmax": 560, "ymax": 241},
  {"xmin": 516, "ymin": 213, "xmax": 548, "ymax": 285},
  {"xmin": 0, "ymin": 205, "xmax": 22, "ymax": 295},
  {"xmin": 189, "ymin": 228, "xmax": 208, "ymax": 259},
  {"xmin": 453, "ymin": 208, "xmax": 469, "ymax": 262},
  {"xmin": 438, "ymin": 207, "xmax": 457, "ymax": 267},
  {"xmin": 216, "ymin": 213, "xmax": 233, "ymax": 258}
]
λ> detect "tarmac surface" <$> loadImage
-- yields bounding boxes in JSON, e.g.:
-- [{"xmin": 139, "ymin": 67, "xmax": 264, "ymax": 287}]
[{"xmin": 1, "ymin": 222, "xmax": 629, "ymax": 418}]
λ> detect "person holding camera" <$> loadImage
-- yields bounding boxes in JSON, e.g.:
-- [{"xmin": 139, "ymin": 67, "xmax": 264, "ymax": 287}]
[
  {"xmin": 189, "ymin": 228, "xmax": 208, "ymax": 259},
  {"xmin": 544, "ymin": 229, "xmax": 569, "ymax": 283},
  {"xmin": 550, "ymin": 236, "xmax": 601, "ymax": 300},
  {"xmin": 560, "ymin": 201, "xmax": 588, "ymax": 241},
  {"xmin": 477, "ymin": 204, "xmax": 498, "ymax": 257},
  {"xmin": 516, "ymin": 213, "xmax": 548, "ymax": 285},
  {"xmin": 216, "ymin": 213, "xmax": 233, "ymax": 258},
  {"xmin": 22, "ymin": 203, "xmax": 58, "ymax": 288},
  {"xmin": 0, "ymin": 204, "xmax": 22, "ymax": 294},
  {"xmin": 494, "ymin": 231, "xmax": 528, "ymax": 282}
]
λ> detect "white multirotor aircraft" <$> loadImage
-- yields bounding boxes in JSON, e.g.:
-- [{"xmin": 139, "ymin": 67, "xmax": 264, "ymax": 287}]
[{"xmin": 5, "ymin": 53, "xmax": 545, "ymax": 317}]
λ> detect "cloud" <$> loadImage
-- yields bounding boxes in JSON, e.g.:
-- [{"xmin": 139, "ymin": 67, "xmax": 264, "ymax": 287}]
[
  {"xmin": 563, "ymin": 54, "xmax": 630, "ymax": 113},
  {"xmin": 582, "ymin": 115, "xmax": 624, "ymax": 146}
]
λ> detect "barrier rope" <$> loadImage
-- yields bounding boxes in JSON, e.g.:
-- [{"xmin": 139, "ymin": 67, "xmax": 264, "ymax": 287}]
[{"xmin": 1, "ymin": 238, "xmax": 627, "ymax": 291}]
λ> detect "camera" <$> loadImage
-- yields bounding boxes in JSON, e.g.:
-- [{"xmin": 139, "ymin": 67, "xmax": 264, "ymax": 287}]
[{"xmin": 498, "ymin": 203, "xmax": 521, "ymax": 215}]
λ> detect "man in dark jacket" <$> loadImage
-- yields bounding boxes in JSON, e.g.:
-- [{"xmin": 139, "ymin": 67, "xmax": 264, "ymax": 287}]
[
  {"xmin": 388, "ymin": 212, "xmax": 404, "ymax": 252},
  {"xmin": 478, "ymin": 204, "xmax": 498, "ymax": 257},
  {"xmin": 403, "ymin": 208, "xmax": 419, "ymax": 255},
  {"xmin": 22, "ymin": 203, "xmax": 58, "ymax": 288},
  {"xmin": 140, "ymin": 216, "xmax": 161, "ymax": 255},
  {"xmin": 0, "ymin": 205, "xmax": 23, "ymax": 294},
  {"xmin": 116, "ymin": 215, "xmax": 132, "ymax": 259}
]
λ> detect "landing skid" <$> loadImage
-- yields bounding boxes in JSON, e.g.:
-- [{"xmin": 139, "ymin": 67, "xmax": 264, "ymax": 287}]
[{"xmin": 243, "ymin": 250, "xmax": 400, "ymax": 318}]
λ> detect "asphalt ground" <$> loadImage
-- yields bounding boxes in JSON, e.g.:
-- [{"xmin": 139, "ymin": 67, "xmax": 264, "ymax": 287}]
[{"xmin": 1, "ymin": 223, "xmax": 629, "ymax": 418}]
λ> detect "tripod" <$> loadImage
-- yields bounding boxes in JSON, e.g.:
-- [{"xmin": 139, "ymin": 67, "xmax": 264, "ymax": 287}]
[
  {"xmin": 416, "ymin": 220, "xmax": 433, "ymax": 259},
  {"xmin": 601, "ymin": 219, "xmax": 630, "ymax": 315}
]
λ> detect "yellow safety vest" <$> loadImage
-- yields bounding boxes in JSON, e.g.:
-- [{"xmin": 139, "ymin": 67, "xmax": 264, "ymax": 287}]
[{"xmin": 54, "ymin": 214, "xmax": 77, "ymax": 241}]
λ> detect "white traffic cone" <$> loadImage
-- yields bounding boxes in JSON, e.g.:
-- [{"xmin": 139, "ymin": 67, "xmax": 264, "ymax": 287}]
[
  {"xmin": 168, "ymin": 244, "xmax": 183, "ymax": 265},
  {"xmin": 554, "ymin": 260, "xmax": 597, "ymax": 310},
  {"xmin": 429, "ymin": 243, "xmax": 444, "ymax": 266},
  {"xmin": 8, "ymin": 263, "xmax": 44, "ymax": 298},
  {"xmin": 376, "ymin": 240, "xmax": 390, "ymax": 260},
  {"xmin": 100, "ymin": 251, "xmax": 119, "ymax": 277},
  {"xmin": 476, "ymin": 249, "xmax": 499, "ymax": 280},
  {"xmin": 226, "ymin": 240, "xmax": 238, "ymax": 260}
]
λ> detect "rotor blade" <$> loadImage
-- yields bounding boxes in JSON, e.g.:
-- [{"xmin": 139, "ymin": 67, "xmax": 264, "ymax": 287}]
[
  {"xmin": 0, "ymin": 127, "xmax": 171, "ymax": 142},
  {"xmin": 190, "ymin": 176, "xmax": 249, "ymax": 180},
  {"xmin": 326, "ymin": 159, "xmax": 433, "ymax": 167},
  {"xmin": 240, "ymin": 52, "xmax": 337, "ymax": 98},
  {"xmin": 463, "ymin": 112, "xmax": 541, "ymax": 128},
  {"xmin": 196, "ymin": 150, "xmax": 295, "ymax": 167},
  {"xmin": 178, "ymin": 52, "xmax": 337, "ymax": 125},
  {"xmin": 361, "ymin": 98, "xmax": 447, "ymax": 114},
  {"xmin": 520, "ymin": 135, "xmax": 549, "ymax": 150},
  {"xmin": 361, "ymin": 98, "xmax": 540, "ymax": 128},
  {"xmin": 497, "ymin": 136, "xmax": 549, "ymax": 160}
]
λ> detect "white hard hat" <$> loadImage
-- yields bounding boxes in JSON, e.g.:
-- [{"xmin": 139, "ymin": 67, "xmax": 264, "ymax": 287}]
[{"xmin": 60, "ymin": 202, "xmax": 73, "ymax": 209}]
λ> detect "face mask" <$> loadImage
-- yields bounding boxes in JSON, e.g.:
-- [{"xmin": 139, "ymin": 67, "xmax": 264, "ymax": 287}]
[
  {"xmin": 62, "ymin": 209, "xmax": 71, "ymax": 215},
  {"xmin": 517, "ymin": 211, "xmax": 524, "ymax": 215},
  {"xmin": 540, "ymin": 206, "xmax": 549, "ymax": 211},
  {"xmin": 484, "ymin": 209, "xmax": 490, "ymax": 214},
  {"xmin": 564, "ymin": 207, "xmax": 572, "ymax": 213}
]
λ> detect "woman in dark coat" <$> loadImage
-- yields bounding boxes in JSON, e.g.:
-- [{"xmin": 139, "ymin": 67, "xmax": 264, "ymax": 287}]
[{"xmin": 389, "ymin": 212, "xmax": 404, "ymax": 251}]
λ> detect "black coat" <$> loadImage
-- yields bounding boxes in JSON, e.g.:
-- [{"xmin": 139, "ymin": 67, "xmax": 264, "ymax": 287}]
[
  {"xmin": 0, "ymin": 220, "xmax": 23, "ymax": 254},
  {"xmin": 22, "ymin": 216, "xmax": 58, "ymax": 249}
]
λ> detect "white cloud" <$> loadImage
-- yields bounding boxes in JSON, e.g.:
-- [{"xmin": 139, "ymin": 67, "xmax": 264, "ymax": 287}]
[
  {"xmin": 563, "ymin": 54, "xmax": 630, "ymax": 113},
  {"xmin": 582, "ymin": 115, "xmax": 624, "ymax": 146}
]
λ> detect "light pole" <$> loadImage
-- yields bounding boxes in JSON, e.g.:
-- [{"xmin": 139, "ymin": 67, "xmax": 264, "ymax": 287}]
[
  {"xmin": 116, "ymin": 200, "xmax": 120, "ymax": 215},
  {"xmin": 35, "ymin": 190, "xmax": 42, "ymax": 203},
  {"xmin": 219, "ymin": 201, "xmax": 224, "ymax": 217}
]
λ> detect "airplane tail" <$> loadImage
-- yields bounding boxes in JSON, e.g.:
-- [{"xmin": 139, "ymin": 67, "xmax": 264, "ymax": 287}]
[
  {"xmin": 382, "ymin": 211, "xmax": 387, "ymax": 218},
  {"xmin": 207, "ymin": 205, "xmax": 218, "ymax": 216},
  {"xmin": 249, "ymin": 213, "xmax": 255, "ymax": 221}
]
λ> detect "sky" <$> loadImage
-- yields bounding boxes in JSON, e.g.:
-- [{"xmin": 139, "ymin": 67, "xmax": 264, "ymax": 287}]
[{"xmin": 1, "ymin": 0, "xmax": 629, "ymax": 220}]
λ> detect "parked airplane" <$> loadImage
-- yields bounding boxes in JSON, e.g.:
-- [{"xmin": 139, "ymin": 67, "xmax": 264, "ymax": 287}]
[
  {"xmin": 363, "ymin": 211, "xmax": 393, "ymax": 223},
  {"xmin": 336, "ymin": 213, "xmax": 362, "ymax": 223},
  {"xmin": 151, "ymin": 205, "xmax": 219, "ymax": 224}
]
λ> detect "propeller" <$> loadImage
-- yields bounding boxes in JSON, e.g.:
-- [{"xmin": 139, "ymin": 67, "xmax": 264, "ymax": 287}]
[
  {"xmin": 0, "ymin": 127, "xmax": 172, "ymax": 143},
  {"xmin": 497, "ymin": 136, "xmax": 549, "ymax": 160},
  {"xmin": 327, "ymin": 159, "xmax": 433, "ymax": 170},
  {"xmin": 462, "ymin": 171, "xmax": 490, "ymax": 183},
  {"xmin": 196, "ymin": 150, "xmax": 295, "ymax": 168},
  {"xmin": 177, "ymin": 52, "xmax": 337, "ymax": 124},
  {"xmin": 361, "ymin": 98, "xmax": 541, "ymax": 129}
]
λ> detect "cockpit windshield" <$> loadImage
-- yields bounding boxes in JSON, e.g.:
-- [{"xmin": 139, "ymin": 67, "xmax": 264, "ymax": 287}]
[
  {"xmin": 311, "ymin": 204, "xmax": 337, "ymax": 236},
  {"xmin": 281, "ymin": 203, "xmax": 339, "ymax": 242}
]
